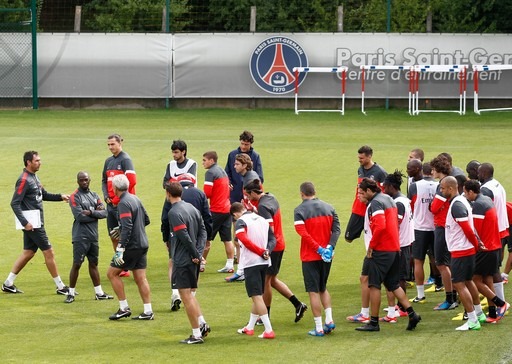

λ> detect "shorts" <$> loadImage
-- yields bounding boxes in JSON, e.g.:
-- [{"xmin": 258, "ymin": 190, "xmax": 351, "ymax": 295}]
[
  {"xmin": 367, "ymin": 250, "xmax": 400, "ymax": 292},
  {"xmin": 210, "ymin": 212, "xmax": 232, "ymax": 242},
  {"xmin": 434, "ymin": 226, "xmax": 450, "ymax": 266},
  {"xmin": 267, "ymin": 250, "xmax": 284, "ymax": 276},
  {"xmin": 244, "ymin": 264, "xmax": 267, "ymax": 297},
  {"xmin": 110, "ymin": 248, "xmax": 148, "ymax": 270},
  {"xmin": 505, "ymin": 226, "xmax": 512, "ymax": 253},
  {"xmin": 399, "ymin": 245, "xmax": 412, "ymax": 281},
  {"xmin": 106, "ymin": 205, "xmax": 119, "ymax": 232},
  {"xmin": 302, "ymin": 260, "xmax": 331, "ymax": 293},
  {"xmin": 345, "ymin": 213, "xmax": 364, "ymax": 241},
  {"xmin": 172, "ymin": 263, "xmax": 199, "ymax": 289},
  {"xmin": 474, "ymin": 249, "xmax": 500, "ymax": 277},
  {"xmin": 412, "ymin": 230, "xmax": 434, "ymax": 260},
  {"xmin": 23, "ymin": 228, "xmax": 52, "ymax": 252},
  {"xmin": 72, "ymin": 240, "xmax": 99, "ymax": 265},
  {"xmin": 451, "ymin": 254, "xmax": 475, "ymax": 283},
  {"xmin": 361, "ymin": 256, "xmax": 370, "ymax": 276}
]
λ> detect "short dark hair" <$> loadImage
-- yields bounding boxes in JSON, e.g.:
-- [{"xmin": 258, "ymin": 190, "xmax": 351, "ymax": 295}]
[
  {"xmin": 244, "ymin": 179, "xmax": 262, "ymax": 194},
  {"xmin": 230, "ymin": 201, "xmax": 245, "ymax": 216},
  {"xmin": 203, "ymin": 151, "xmax": 218, "ymax": 162},
  {"xmin": 410, "ymin": 148, "xmax": 425, "ymax": 162},
  {"xmin": 464, "ymin": 179, "xmax": 481, "ymax": 194},
  {"xmin": 108, "ymin": 134, "xmax": 123, "ymax": 143},
  {"xmin": 165, "ymin": 182, "xmax": 183, "ymax": 197},
  {"xmin": 358, "ymin": 145, "xmax": 373, "ymax": 156},
  {"xmin": 359, "ymin": 177, "xmax": 380, "ymax": 193},
  {"xmin": 239, "ymin": 130, "xmax": 254, "ymax": 143},
  {"xmin": 23, "ymin": 151, "xmax": 38, "ymax": 166},
  {"xmin": 171, "ymin": 140, "xmax": 187, "ymax": 154},
  {"xmin": 300, "ymin": 182, "xmax": 316, "ymax": 196}
]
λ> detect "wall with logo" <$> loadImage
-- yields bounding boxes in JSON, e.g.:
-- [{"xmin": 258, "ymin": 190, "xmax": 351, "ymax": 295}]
[{"xmin": 35, "ymin": 33, "xmax": 512, "ymax": 99}]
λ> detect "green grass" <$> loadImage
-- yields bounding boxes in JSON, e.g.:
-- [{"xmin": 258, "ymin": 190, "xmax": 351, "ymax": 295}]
[{"xmin": 1, "ymin": 108, "xmax": 512, "ymax": 363}]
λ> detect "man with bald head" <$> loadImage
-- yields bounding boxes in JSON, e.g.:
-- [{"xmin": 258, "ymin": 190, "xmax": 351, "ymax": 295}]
[{"xmin": 441, "ymin": 176, "xmax": 483, "ymax": 330}]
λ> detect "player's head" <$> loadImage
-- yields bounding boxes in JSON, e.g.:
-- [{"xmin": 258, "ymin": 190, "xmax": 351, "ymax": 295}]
[
  {"xmin": 230, "ymin": 201, "xmax": 246, "ymax": 220},
  {"xmin": 408, "ymin": 148, "xmax": 424, "ymax": 162},
  {"xmin": 439, "ymin": 152, "xmax": 453, "ymax": 165},
  {"xmin": 430, "ymin": 155, "xmax": 452, "ymax": 178},
  {"xmin": 383, "ymin": 169, "xmax": 404, "ymax": 195},
  {"xmin": 23, "ymin": 150, "xmax": 39, "ymax": 167},
  {"xmin": 463, "ymin": 179, "xmax": 481, "ymax": 201},
  {"xmin": 406, "ymin": 159, "xmax": 422, "ymax": 178},
  {"xmin": 422, "ymin": 162, "xmax": 433, "ymax": 177},
  {"xmin": 171, "ymin": 139, "xmax": 188, "ymax": 160},
  {"xmin": 477, "ymin": 162, "xmax": 494, "ymax": 183},
  {"xmin": 244, "ymin": 179, "xmax": 263, "ymax": 201},
  {"xmin": 358, "ymin": 145, "xmax": 373, "ymax": 167},
  {"xmin": 234, "ymin": 153, "xmax": 253, "ymax": 174},
  {"xmin": 466, "ymin": 160, "xmax": 480, "ymax": 180},
  {"xmin": 112, "ymin": 174, "xmax": 129, "ymax": 193},
  {"xmin": 165, "ymin": 181, "xmax": 183, "ymax": 198},
  {"xmin": 76, "ymin": 171, "xmax": 90, "ymax": 189},
  {"xmin": 176, "ymin": 173, "xmax": 195, "ymax": 187},
  {"xmin": 202, "ymin": 151, "xmax": 218, "ymax": 169},
  {"xmin": 358, "ymin": 177, "xmax": 380, "ymax": 203},
  {"xmin": 455, "ymin": 174, "xmax": 467, "ymax": 195},
  {"xmin": 107, "ymin": 134, "xmax": 123, "ymax": 156},
  {"xmin": 239, "ymin": 131, "xmax": 254, "ymax": 152},
  {"xmin": 299, "ymin": 182, "xmax": 316, "ymax": 198},
  {"xmin": 440, "ymin": 175, "xmax": 458, "ymax": 199}
]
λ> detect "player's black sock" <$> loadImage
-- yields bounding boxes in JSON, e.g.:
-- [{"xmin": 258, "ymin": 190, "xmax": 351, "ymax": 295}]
[
  {"xmin": 267, "ymin": 306, "xmax": 271, "ymax": 318},
  {"xmin": 397, "ymin": 302, "xmax": 405, "ymax": 311},
  {"xmin": 370, "ymin": 316, "xmax": 379, "ymax": 327},
  {"xmin": 434, "ymin": 275, "xmax": 443, "ymax": 287},
  {"xmin": 406, "ymin": 306, "xmax": 415, "ymax": 318},
  {"xmin": 452, "ymin": 290, "xmax": 458, "ymax": 303},
  {"xmin": 446, "ymin": 292, "xmax": 453, "ymax": 304},
  {"xmin": 289, "ymin": 295, "xmax": 301, "ymax": 307},
  {"xmin": 491, "ymin": 295, "xmax": 506, "ymax": 307},
  {"xmin": 488, "ymin": 305, "xmax": 497, "ymax": 319}
]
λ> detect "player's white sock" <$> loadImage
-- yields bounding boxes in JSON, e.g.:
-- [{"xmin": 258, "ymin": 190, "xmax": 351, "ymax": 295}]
[
  {"xmin": 94, "ymin": 285, "xmax": 104, "ymax": 295},
  {"xmin": 69, "ymin": 287, "xmax": 76, "ymax": 296},
  {"xmin": 247, "ymin": 313, "xmax": 259, "ymax": 330},
  {"xmin": 172, "ymin": 289, "xmax": 180, "ymax": 297},
  {"xmin": 198, "ymin": 315, "xmax": 206, "ymax": 325},
  {"xmin": 387, "ymin": 305, "xmax": 396, "ymax": 318},
  {"xmin": 144, "ymin": 303, "xmax": 153, "ymax": 314},
  {"xmin": 416, "ymin": 284, "xmax": 425, "ymax": 298},
  {"xmin": 192, "ymin": 290, "xmax": 196, "ymax": 297},
  {"xmin": 325, "ymin": 307, "xmax": 333, "ymax": 323},
  {"xmin": 474, "ymin": 304, "xmax": 483, "ymax": 316},
  {"xmin": 192, "ymin": 328, "xmax": 201, "ymax": 338},
  {"xmin": 362, "ymin": 307, "xmax": 370, "ymax": 317},
  {"xmin": 226, "ymin": 259, "xmax": 234, "ymax": 269},
  {"xmin": 5, "ymin": 272, "xmax": 17, "ymax": 286},
  {"xmin": 260, "ymin": 314, "xmax": 273, "ymax": 333},
  {"xmin": 314, "ymin": 316, "xmax": 323, "ymax": 332},
  {"xmin": 53, "ymin": 276, "xmax": 65, "ymax": 289},
  {"xmin": 494, "ymin": 282, "xmax": 505, "ymax": 301},
  {"xmin": 120, "ymin": 300, "xmax": 129, "ymax": 310},
  {"xmin": 467, "ymin": 310, "xmax": 477, "ymax": 324}
]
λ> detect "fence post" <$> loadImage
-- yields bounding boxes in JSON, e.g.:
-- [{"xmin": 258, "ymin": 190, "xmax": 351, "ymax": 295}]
[
  {"xmin": 74, "ymin": 6, "xmax": 81, "ymax": 32},
  {"xmin": 337, "ymin": 5, "xmax": 343, "ymax": 32},
  {"xmin": 250, "ymin": 6, "xmax": 256, "ymax": 32}
]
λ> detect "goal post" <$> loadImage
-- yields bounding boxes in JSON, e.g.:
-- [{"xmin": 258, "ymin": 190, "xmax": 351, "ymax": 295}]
[
  {"xmin": 292, "ymin": 66, "xmax": 348, "ymax": 115},
  {"xmin": 0, "ymin": 0, "xmax": 38, "ymax": 109},
  {"xmin": 473, "ymin": 64, "xmax": 512, "ymax": 114}
]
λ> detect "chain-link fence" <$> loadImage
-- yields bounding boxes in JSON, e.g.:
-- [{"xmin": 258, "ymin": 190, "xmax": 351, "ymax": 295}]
[{"xmin": 0, "ymin": 5, "xmax": 35, "ymax": 109}]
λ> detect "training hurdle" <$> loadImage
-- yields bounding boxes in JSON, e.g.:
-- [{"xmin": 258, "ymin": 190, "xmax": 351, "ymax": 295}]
[
  {"xmin": 292, "ymin": 66, "xmax": 348, "ymax": 115},
  {"xmin": 359, "ymin": 65, "xmax": 412, "ymax": 115},
  {"xmin": 411, "ymin": 65, "xmax": 468, "ymax": 115},
  {"xmin": 473, "ymin": 65, "xmax": 512, "ymax": 114}
]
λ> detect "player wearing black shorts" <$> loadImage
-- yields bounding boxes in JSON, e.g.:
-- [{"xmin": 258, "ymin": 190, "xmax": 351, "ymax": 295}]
[
  {"xmin": 106, "ymin": 175, "xmax": 153, "ymax": 322},
  {"xmin": 2, "ymin": 151, "xmax": 70, "ymax": 295},
  {"xmin": 244, "ymin": 180, "xmax": 307, "ymax": 323},
  {"xmin": 231, "ymin": 202, "xmax": 276, "ymax": 339},
  {"xmin": 65, "ymin": 171, "xmax": 113, "ymax": 303},
  {"xmin": 355, "ymin": 178, "xmax": 421, "ymax": 332},
  {"xmin": 294, "ymin": 182, "xmax": 340, "ymax": 336},
  {"xmin": 167, "ymin": 182, "xmax": 209, "ymax": 344}
]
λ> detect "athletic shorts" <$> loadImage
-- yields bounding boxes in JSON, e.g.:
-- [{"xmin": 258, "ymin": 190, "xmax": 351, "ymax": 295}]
[
  {"xmin": 106, "ymin": 205, "xmax": 119, "ymax": 232},
  {"xmin": 23, "ymin": 228, "xmax": 52, "ymax": 252},
  {"xmin": 399, "ymin": 245, "xmax": 412, "ymax": 281},
  {"xmin": 210, "ymin": 212, "xmax": 232, "ymax": 242},
  {"xmin": 110, "ymin": 248, "xmax": 148, "ymax": 270},
  {"xmin": 302, "ymin": 260, "xmax": 331, "ymax": 293},
  {"xmin": 474, "ymin": 249, "xmax": 500, "ymax": 277},
  {"xmin": 172, "ymin": 263, "xmax": 199, "ymax": 289},
  {"xmin": 72, "ymin": 240, "xmax": 99, "ymax": 265},
  {"xmin": 434, "ymin": 226, "xmax": 451, "ymax": 266},
  {"xmin": 345, "ymin": 213, "xmax": 364, "ymax": 241},
  {"xmin": 505, "ymin": 227, "xmax": 512, "ymax": 252},
  {"xmin": 367, "ymin": 250, "xmax": 400, "ymax": 292},
  {"xmin": 451, "ymin": 254, "xmax": 475, "ymax": 283},
  {"xmin": 244, "ymin": 264, "xmax": 267, "ymax": 297},
  {"xmin": 412, "ymin": 230, "xmax": 435, "ymax": 260},
  {"xmin": 267, "ymin": 250, "xmax": 284, "ymax": 276},
  {"xmin": 361, "ymin": 256, "xmax": 370, "ymax": 276}
]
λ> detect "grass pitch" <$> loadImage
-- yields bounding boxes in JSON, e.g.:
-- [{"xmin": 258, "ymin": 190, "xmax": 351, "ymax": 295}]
[{"xmin": 0, "ymin": 108, "xmax": 512, "ymax": 363}]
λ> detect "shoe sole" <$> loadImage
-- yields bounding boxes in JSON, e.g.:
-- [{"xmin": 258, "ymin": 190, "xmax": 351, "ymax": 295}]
[
  {"xmin": 132, "ymin": 315, "xmax": 154, "ymax": 320},
  {"xmin": 171, "ymin": 299, "xmax": 181, "ymax": 312},
  {"xmin": 109, "ymin": 312, "xmax": 132, "ymax": 320}
]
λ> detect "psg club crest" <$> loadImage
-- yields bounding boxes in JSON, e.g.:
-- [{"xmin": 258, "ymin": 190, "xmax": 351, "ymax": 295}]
[{"xmin": 250, "ymin": 36, "xmax": 308, "ymax": 95}]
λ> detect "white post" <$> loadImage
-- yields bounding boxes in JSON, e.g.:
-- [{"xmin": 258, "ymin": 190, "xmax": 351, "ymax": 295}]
[
  {"xmin": 74, "ymin": 6, "xmax": 81, "ymax": 33},
  {"xmin": 337, "ymin": 5, "xmax": 343, "ymax": 32},
  {"xmin": 250, "ymin": 6, "xmax": 256, "ymax": 32}
]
